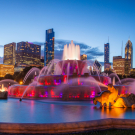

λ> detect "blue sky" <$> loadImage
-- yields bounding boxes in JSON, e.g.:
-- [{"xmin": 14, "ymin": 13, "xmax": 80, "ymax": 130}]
[{"xmin": 0, "ymin": 0, "xmax": 135, "ymax": 67}]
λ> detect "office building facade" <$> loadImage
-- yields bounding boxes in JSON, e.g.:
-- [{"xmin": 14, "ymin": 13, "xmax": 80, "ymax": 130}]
[
  {"xmin": 16, "ymin": 42, "xmax": 41, "ymax": 66},
  {"xmin": 125, "ymin": 59, "xmax": 131, "ymax": 76},
  {"xmin": 44, "ymin": 29, "xmax": 54, "ymax": 66},
  {"xmin": 0, "ymin": 64, "xmax": 14, "ymax": 77},
  {"xmin": 130, "ymin": 68, "xmax": 135, "ymax": 76},
  {"xmin": 104, "ymin": 63, "xmax": 111, "ymax": 71},
  {"xmin": 81, "ymin": 54, "xmax": 87, "ymax": 60},
  {"xmin": 104, "ymin": 43, "xmax": 109, "ymax": 63},
  {"xmin": 113, "ymin": 56, "xmax": 125, "ymax": 75},
  {"xmin": 3, "ymin": 42, "xmax": 16, "ymax": 65},
  {"xmin": 125, "ymin": 40, "xmax": 133, "ymax": 75}
]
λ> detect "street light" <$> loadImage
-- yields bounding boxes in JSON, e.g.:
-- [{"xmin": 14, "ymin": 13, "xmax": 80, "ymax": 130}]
[{"xmin": 20, "ymin": 81, "xmax": 23, "ymax": 85}]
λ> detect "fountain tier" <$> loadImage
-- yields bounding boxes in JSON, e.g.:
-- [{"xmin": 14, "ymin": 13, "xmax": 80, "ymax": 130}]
[{"xmin": 9, "ymin": 75, "xmax": 110, "ymax": 100}]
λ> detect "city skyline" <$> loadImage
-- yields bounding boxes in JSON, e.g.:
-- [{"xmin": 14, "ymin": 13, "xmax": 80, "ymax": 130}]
[{"xmin": 0, "ymin": 0, "xmax": 135, "ymax": 67}]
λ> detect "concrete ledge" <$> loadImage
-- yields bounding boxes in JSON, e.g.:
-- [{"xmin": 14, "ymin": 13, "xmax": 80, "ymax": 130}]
[{"xmin": 0, "ymin": 119, "xmax": 135, "ymax": 133}]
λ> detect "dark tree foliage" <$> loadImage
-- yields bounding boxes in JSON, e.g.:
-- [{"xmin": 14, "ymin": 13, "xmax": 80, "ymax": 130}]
[
  {"xmin": 0, "ymin": 77, "xmax": 4, "ymax": 81},
  {"xmin": 4, "ymin": 74, "xmax": 14, "ymax": 80},
  {"xmin": 129, "ymin": 73, "xmax": 135, "ymax": 78},
  {"xmin": 14, "ymin": 66, "xmax": 42, "ymax": 84},
  {"xmin": 13, "ymin": 72, "xmax": 20, "ymax": 79}
]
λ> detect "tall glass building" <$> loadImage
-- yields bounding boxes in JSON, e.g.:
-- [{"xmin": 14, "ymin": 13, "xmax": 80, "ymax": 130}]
[
  {"xmin": 44, "ymin": 29, "xmax": 54, "ymax": 66},
  {"xmin": 104, "ymin": 43, "xmax": 109, "ymax": 63},
  {"xmin": 3, "ymin": 42, "xmax": 16, "ymax": 65},
  {"xmin": 125, "ymin": 40, "xmax": 133, "ymax": 68},
  {"xmin": 16, "ymin": 42, "xmax": 41, "ymax": 66},
  {"xmin": 125, "ymin": 39, "xmax": 133, "ymax": 75}
]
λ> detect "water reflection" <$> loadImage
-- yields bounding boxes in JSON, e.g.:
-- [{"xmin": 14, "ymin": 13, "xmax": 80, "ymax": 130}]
[
  {"xmin": 30, "ymin": 100, "xmax": 34, "ymax": 115},
  {"xmin": 93, "ymin": 106, "xmax": 135, "ymax": 118},
  {"xmin": 62, "ymin": 105, "xmax": 83, "ymax": 122},
  {"xmin": 51, "ymin": 104, "xmax": 54, "ymax": 116},
  {"xmin": 0, "ymin": 98, "xmax": 135, "ymax": 123}
]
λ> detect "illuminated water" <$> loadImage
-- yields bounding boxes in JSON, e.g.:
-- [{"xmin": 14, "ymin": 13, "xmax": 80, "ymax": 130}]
[
  {"xmin": 1, "ymin": 98, "xmax": 135, "ymax": 123},
  {"xmin": 62, "ymin": 40, "xmax": 80, "ymax": 60}
]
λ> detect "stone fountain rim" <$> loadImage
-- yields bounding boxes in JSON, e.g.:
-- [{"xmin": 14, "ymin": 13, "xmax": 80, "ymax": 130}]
[{"xmin": 0, "ymin": 118, "xmax": 135, "ymax": 134}]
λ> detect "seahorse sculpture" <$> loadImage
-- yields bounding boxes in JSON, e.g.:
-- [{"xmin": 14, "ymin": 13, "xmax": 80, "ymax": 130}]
[
  {"xmin": 93, "ymin": 84, "xmax": 118, "ymax": 107},
  {"xmin": 93, "ymin": 83, "xmax": 135, "ymax": 108},
  {"xmin": 113, "ymin": 93, "xmax": 135, "ymax": 108},
  {"xmin": 93, "ymin": 90, "xmax": 111, "ymax": 107}
]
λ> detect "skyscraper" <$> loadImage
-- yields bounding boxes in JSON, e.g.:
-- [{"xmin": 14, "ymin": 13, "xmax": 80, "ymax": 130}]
[
  {"xmin": 44, "ymin": 29, "xmax": 54, "ymax": 66},
  {"xmin": 3, "ymin": 42, "xmax": 16, "ymax": 65},
  {"xmin": 104, "ymin": 43, "xmax": 109, "ymax": 63},
  {"xmin": 125, "ymin": 59, "xmax": 130, "ymax": 76},
  {"xmin": 16, "ymin": 42, "xmax": 41, "ymax": 66},
  {"xmin": 81, "ymin": 54, "xmax": 87, "ymax": 60},
  {"xmin": 125, "ymin": 39, "xmax": 133, "ymax": 68},
  {"xmin": 113, "ymin": 56, "xmax": 125, "ymax": 75},
  {"xmin": 0, "ymin": 64, "xmax": 14, "ymax": 77}
]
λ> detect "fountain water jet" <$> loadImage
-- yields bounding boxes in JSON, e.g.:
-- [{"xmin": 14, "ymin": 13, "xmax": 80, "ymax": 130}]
[
  {"xmin": 23, "ymin": 67, "xmax": 40, "ymax": 84},
  {"xmin": 62, "ymin": 40, "xmax": 80, "ymax": 60},
  {"xmin": 109, "ymin": 73, "xmax": 121, "ymax": 84},
  {"xmin": 8, "ymin": 40, "xmax": 110, "ymax": 100}
]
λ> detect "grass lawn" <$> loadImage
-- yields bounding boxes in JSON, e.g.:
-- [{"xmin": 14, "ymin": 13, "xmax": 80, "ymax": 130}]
[
  {"xmin": 1, "ymin": 129, "xmax": 135, "ymax": 135},
  {"xmin": 67, "ymin": 129, "xmax": 135, "ymax": 135}
]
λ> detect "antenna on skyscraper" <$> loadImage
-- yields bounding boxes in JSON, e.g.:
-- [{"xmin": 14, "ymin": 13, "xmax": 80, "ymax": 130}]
[
  {"xmin": 108, "ymin": 36, "xmax": 109, "ymax": 43},
  {"xmin": 121, "ymin": 41, "xmax": 123, "ymax": 58}
]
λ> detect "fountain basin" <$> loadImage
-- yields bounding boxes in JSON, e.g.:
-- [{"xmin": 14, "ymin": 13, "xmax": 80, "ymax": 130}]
[
  {"xmin": 1, "ymin": 98, "xmax": 135, "ymax": 123},
  {"xmin": 0, "ymin": 98, "xmax": 135, "ymax": 133},
  {"xmin": 8, "ymin": 85, "xmax": 102, "ymax": 99},
  {"xmin": 8, "ymin": 75, "xmax": 110, "ymax": 99},
  {"xmin": 37, "ymin": 74, "xmax": 110, "ymax": 85}
]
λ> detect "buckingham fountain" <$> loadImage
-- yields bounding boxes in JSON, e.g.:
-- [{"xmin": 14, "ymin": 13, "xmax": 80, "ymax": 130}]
[
  {"xmin": 1, "ymin": 40, "xmax": 135, "ymax": 104},
  {"xmin": 8, "ymin": 40, "xmax": 110, "ymax": 100},
  {"xmin": 7, "ymin": 41, "xmax": 135, "ymax": 104},
  {"xmin": 0, "ymin": 41, "xmax": 135, "ymax": 133}
]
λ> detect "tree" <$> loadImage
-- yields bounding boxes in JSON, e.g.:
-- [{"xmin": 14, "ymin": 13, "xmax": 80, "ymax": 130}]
[
  {"xmin": 4, "ymin": 74, "xmax": 14, "ymax": 80},
  {"xmin": 14, "ymin": 66, "xmax": 42, "ymax": 84},
  {"xmin": 0, "ymin": 77, "xmax": 4, "ymax": 81}
]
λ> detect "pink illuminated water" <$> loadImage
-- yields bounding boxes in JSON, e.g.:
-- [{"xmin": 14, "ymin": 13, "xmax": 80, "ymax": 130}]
[
  {"xmin": 23, "ymin": 67, "xmax": 40, "ymax": 84},
  {"xmin": 62, "ymin": 40, "xmax": 80, "ymax": 60}
]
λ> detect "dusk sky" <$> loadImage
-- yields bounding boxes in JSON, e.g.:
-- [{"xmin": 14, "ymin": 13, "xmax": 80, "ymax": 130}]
[{"xmin": 0, "ymin": 0, "xmax": 135, "ymax": 68}]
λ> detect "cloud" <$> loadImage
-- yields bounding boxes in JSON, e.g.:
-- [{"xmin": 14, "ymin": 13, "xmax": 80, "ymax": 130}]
[
  {"xmin": 54, "ymin": 50, "xmax": 63, "ymax": 59},
  {"xmin": 0, "ymin": 45, "xmax": 3, "ymax": 48},
  {"xmin": 32, "ymin": 42, "xmax": 44, "ymax": 46},
  {"xmin": 33, "ymin": 39, "xmax": 104, "ymax": 61},
  {"xmin": 55, "ymin": 39, "xmax": 91, "ymax": 51},
  {"xmin": 85, "ymin": 47, "xmax": 104, "ymax": 56},
  {"xmin": 55, "ymin": 39, "xmax": 103, "ymax": 60}
]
